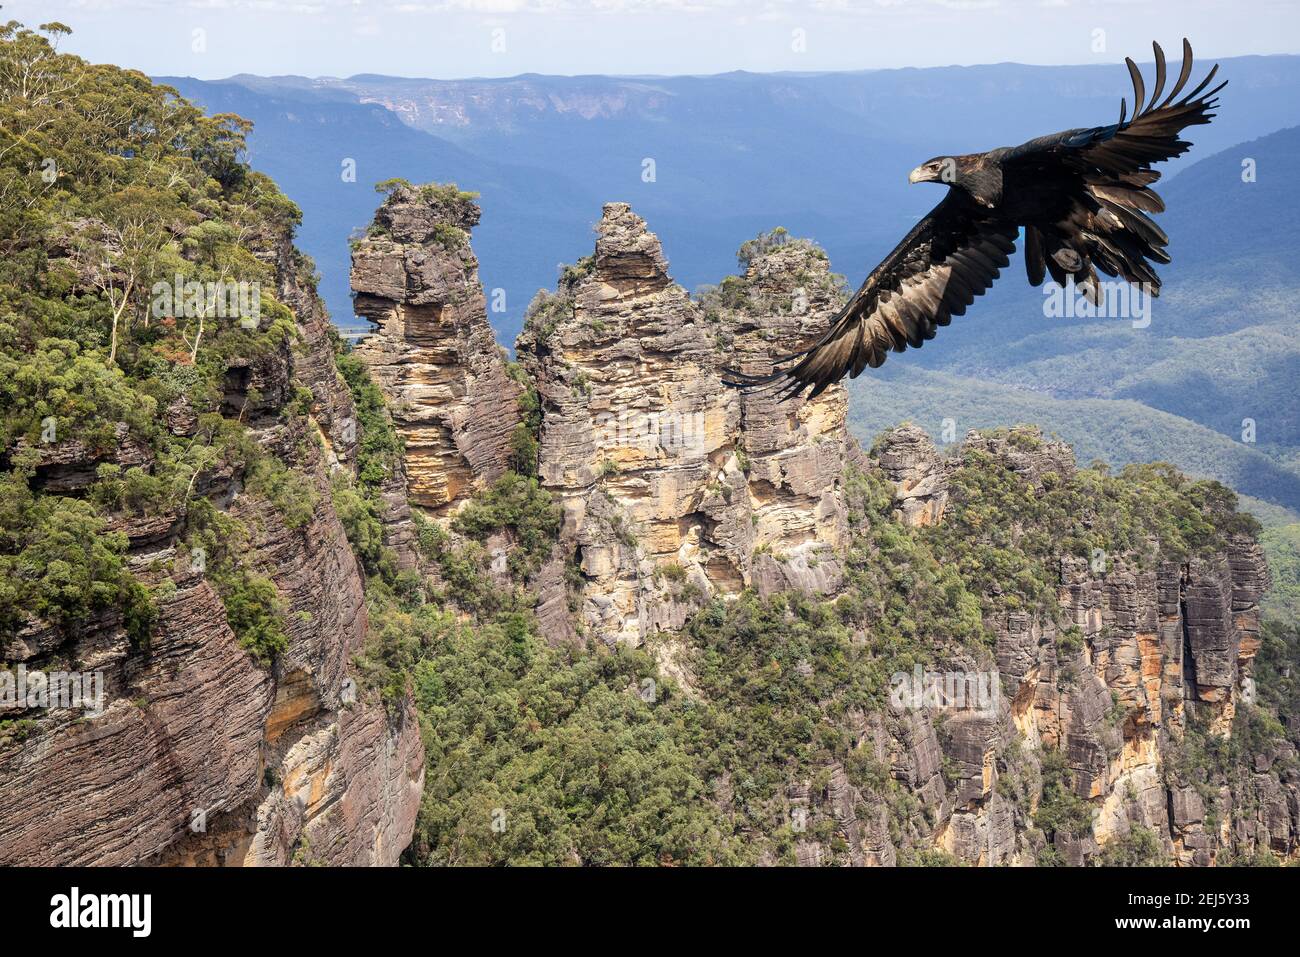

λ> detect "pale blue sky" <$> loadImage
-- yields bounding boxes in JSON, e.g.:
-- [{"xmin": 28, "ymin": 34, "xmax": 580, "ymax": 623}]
[{"xmin": 10, "ymin": 0, "xmax": 1299, "ymax": 79}]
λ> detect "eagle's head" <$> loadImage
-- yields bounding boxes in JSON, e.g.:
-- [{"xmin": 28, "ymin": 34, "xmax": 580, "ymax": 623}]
[
  {"xmin": 909, "ymin": 154, "xmax": 1001, "ymax": 207},
  {"xmin": 908, "ymin": 156, "xmax": 957, "ymax": 185}
]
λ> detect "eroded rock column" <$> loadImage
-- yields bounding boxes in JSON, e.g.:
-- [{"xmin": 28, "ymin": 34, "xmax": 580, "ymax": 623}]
[{"xmin": 351, "ymin": 183, "xmax": 521, "ymax": 516}]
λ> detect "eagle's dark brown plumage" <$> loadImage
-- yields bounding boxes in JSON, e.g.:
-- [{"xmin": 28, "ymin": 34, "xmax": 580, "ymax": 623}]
[{"xmin": 725, "ymin": 39, "xmax": 1226, "ymax": 401}]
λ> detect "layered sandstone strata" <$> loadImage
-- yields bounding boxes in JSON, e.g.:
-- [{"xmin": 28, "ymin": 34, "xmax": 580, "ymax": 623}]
[
  {"xmin": 714, "ymin": 232, "xmax": 852, "ymax": 594},
  {"xmin": 351, "ymin": 183, "xmax": 521, "ymax": 516},
  {"xmin": 0, "ymin": 224, "xmax": 424, "ymax": 868},
  {"xmin": 515, "ymin": 205, "xmax": 852, "ymax": 645},
  {"xmin": 854, "ymin": 425, "xmax": 1286, "ymax": 866}
]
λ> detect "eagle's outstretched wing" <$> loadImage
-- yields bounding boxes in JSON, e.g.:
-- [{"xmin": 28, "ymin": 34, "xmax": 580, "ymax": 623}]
[
  {"xmin": 732, "ymin": 39, "xmax": 1224, "ymax": 401},
  {"xmin": 1003, "ymin": 38, "xmax": 1226, "ymax": 293},
  {"xmin": 723, "ymin": 193, "xmax": 1017, "ymax": 400}
]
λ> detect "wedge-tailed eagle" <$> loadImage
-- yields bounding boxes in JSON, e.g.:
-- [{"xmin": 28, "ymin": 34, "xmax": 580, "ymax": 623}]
[{"xmin": 725, "ymin": 40, "xmax": 1225, "ymax": 400}]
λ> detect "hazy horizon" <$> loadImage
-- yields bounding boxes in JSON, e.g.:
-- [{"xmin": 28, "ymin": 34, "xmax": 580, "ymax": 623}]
[
  {"xmin": 170, "ymin": 46, "xmax": 1297, "ymax": 86},
  {"xmin": 9, "ymin": 0, "xmax": 1299, "ymax": 81}
]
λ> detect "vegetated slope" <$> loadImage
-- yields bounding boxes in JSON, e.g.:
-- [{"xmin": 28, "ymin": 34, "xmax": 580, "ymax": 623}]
[
  {"xmin": 1262, "ymin": 523, "xmax": 1300, "ymax": 622},
  {"xmin": 847, "ymin": 363, "xmax": 1300, "ymax": 608},
  {"xmin": 382, "ymin": 425, "xmax": 1292, "ymax": 866},
  {"xmin": 0, "ymin": 21, "xmax": 422, "ymax": 866}
]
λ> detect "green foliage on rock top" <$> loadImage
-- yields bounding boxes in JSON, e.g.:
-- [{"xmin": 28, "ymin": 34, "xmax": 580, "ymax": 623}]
[
  {"xmin": 694, "ymin": 228, "xmax": 846, "ymax": 334},
  {"xmin": 925, "ymin": 431, "xmax": 1259, "ymax": 625},
  {"xmin": 849, "ymin": 365, "xmax": 1300, "ymax": 516}
]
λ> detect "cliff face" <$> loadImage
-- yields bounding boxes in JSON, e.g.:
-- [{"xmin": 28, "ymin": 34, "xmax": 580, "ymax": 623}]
[
  {"xmin": 351, "ymin": 184, "xmax": 521, "ymax": 518},
  {"xmin": 0, "ymin": 220, "xmax": 423, "ymax": 868},
  {"xmin": 513, "ymin": 205, "xmax": 850, "ymax": 646},
  {"xmin": 713, "ymin": 232, "xmax": 852, "ymax": 596},
  {"xmin": 859, "ymin": 427, "xmax": 1287, "ymax": 866},
  {"xmin": 5, "ymin": 149, "xmax": 1286, "ymax": 868}
]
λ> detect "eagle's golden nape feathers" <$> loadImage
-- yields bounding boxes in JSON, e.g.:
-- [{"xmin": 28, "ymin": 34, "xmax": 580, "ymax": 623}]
[{"xmin": 726, "ymin": 37, "xmax": 1224, "ymax": 403}]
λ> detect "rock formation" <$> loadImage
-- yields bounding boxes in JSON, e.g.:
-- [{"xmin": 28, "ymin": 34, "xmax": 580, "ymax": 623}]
[
  {"xmin": 715, "ymin": 231, "xmax": 852, "ymax": 594},
  {"xmin": 6, "ymin": 179, "xmax": 1287, "ymax": 869},
  {"xmin": 514, "ymin": 205, "xmax": 851, "ymax": 646},
  {"xmin": 0, "ymin": 220, "xmax": 424, "ymax": 867},
  {"xmin": 351, "ymin": 183, "xmax": 521, "ymax": 517},
  {"xmin": 872, "ymin": 424, "xmax": 950, "ymax": 527},
  {"xmin": 861, "ymin": 425, "xmax": 1286, "ymax": 866},
  {"xmin": 356, "ymin": 197, "xmax": 1291, "ymax": 866}
]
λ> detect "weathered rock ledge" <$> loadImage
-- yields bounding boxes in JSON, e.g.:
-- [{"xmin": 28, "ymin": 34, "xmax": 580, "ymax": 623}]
[{"xmin": 0, "ymin": 222, "xmax": 424, "ymax": 867}]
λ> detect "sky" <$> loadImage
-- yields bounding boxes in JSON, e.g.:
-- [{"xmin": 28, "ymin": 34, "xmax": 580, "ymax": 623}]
[{"xmin": 7, "ymin": 0, "xmax": 1299, "ymax": 80}]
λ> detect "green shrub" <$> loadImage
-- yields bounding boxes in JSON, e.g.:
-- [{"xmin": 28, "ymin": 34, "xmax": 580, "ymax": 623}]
[
  {"xmin": 183, "ymin": 498, "xmax": 288, "ymax": 665},
  {"xmin": 219, "ymin": 571, "xmax": 288, "ymax": 664},
  {"xmin": 0, "ymin": 460, "xmax": 154, "ymax": 643},
  {"xmin": 245, "ymin": 453, "xmax": 318, "ymax": 530},
  {"xmin": 334, "ymin": 348, "xmax": 402, "ymax": 490},
  {"xmin": 1099, "ymin": 825, "xmax": 1165, "ymax": 866},
  {"xmin": 1033, "ymin": 749, "xmax": 1094, "ymax": 845},
  {"xmin": 452, "ymin": 472, "xmax": 560, "ymax": 578},
  {"xmin": 331, "ymin": 475, "xmax": 394, "ymax": 580}
]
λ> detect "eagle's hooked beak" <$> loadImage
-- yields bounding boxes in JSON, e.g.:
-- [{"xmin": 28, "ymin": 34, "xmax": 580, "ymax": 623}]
[{"xmin": 908, "ymin": 165, "xmax": 932, "ymax": 184}]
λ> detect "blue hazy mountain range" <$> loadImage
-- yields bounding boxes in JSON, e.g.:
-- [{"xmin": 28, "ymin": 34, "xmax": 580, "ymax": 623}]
[{"xmin": 160, "ymin": 55, "xmax": 1300, "ymax": 515}]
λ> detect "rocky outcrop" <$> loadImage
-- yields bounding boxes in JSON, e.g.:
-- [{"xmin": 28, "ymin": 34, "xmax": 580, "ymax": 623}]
[
  {"xmin": 0, "ymin": 573, "xmax": 275, "ymax": 866},
  {"xmin": 351, "ymin": 183, "xmax": 521, "ymax": 517},
  {"xmin": 13, "ymin": 421, "xmax": 153, "ymax": 495},
  {"xmin": 716, "ymin": 232, "xmax": 852, "ymax": 594},
  {"xmin": 362, "ymin": 198, "xmax": 1289, "ymax": 867},
  {"xmin": 0, "ymin": 220, "xmax": 424, "ymax": 868},
  {"xmin": 515, "ymin": 206, "xmax": 851, "ymax": 645},
  {"xmin": 706, "ymin": 424, "xmax": 1286, "ymax": 868},
  {"xmin": 241, "ymin": 699, "xmax": 424, "ymax": 867},
  {"xmin": 863, "ymin": 424, "xmax": 1286, "ymax": 867},
  {"xmin": 872, "ymin": 424, "xmax": 949, "ymax": 528},
  {"xmin": 0, "ymin": 419, "xmax": 422, "ymax": 866}
]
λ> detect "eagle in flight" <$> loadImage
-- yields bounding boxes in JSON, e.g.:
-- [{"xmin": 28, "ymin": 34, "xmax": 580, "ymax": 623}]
[{"xmin": 725, "ymin": 40, "xmax": 1225, "ymax": 400}]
